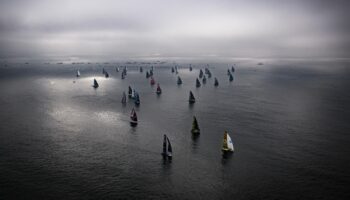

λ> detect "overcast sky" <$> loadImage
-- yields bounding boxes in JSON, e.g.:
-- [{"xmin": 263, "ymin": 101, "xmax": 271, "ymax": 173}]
[{"xmin": 0, "ymin": 0, "xmax": 349, "ymax": 60}]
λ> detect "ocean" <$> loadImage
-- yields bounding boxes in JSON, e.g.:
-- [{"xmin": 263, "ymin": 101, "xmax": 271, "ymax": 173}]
[{"xmin": 0, "ymin": 59, "xmax": 349, "ymax": 199}]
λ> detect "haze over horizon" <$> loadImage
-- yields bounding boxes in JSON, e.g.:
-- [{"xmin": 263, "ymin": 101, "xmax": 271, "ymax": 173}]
[{"xmin": 0, "ymin": 0, "xmax": 349, "ymax": 61}]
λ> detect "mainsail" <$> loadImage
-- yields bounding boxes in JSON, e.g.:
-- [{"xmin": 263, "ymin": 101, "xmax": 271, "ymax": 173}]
[
  {"xmin": 214, "ymin": 78, "xmax": 219, "ymax": 86},
  {"xmin": 189, "ymin": 91, "xmax": 195, "ymax": 103},
  {"xmin": 196, "ymin": 78, "xmax": 201, "ymax": 87},
  {"xmin": 177, "ymin": 76, "xmax": 182, "ymax": 85},
  {"xmin": 191, "ymin": 116, "xmax": 200, "ymax": 134},
  {"xmin": 93, "ymin": 79, "xmax": 99, "ymax": 88},
  {"xmin": 156, "ymin": 84, "xmax": 162, "ymax": 94},
  {"xmin": 222, "ymin": 131, "xmax": 234, "ymax": 152}
]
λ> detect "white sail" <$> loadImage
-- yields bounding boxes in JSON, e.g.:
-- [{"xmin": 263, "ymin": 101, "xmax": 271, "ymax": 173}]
[
  {"xmin": 227, "ymin": 133, "xmax": 234, "ymax": 151},
  {"xmin": 76, "ymin": 70, "xmax": 80, "ymax": 77}
]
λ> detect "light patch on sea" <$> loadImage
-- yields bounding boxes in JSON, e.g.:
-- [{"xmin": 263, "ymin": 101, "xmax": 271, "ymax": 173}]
[{"xmin": 94, "ymin": 111, "xmax": 125, "ymax": 126}]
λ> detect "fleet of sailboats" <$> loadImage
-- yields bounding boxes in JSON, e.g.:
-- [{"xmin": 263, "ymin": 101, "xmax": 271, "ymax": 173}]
[{"xmin": 84, "ymin": 64, "xmax": 238, "ymax": 159}]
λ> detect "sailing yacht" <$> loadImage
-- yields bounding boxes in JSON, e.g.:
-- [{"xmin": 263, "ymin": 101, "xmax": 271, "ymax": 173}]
[
  {"xmin": 189, "ymin": 91, "xmax": 195, "ymax": 103},
  {"xmin": 150, "ymin": 77, "xmax": 155, "ymax": 85},
  {"xmin": 189, "ymin": 64, "xmax": 193, "ymax": 71},
  {"xmin": 162, "ymin": 134, "xmax": 173, "ymax": 160},
  {"xmin": 116, "ymin": 67, "xmax": 119, "ymax": 72},
  {"xmin": 156, "ymin": 84, "xmax": 162, "ymax": 95},
  {"xmin": 130, "ymin": 108, "xmax": 138, "ymax": 126},
  {"xmin": 214, "ymin": 78, "xmax": 219, "ymax": 86},
  {"xmin": 121, "ymin": 92, "xmax": 127, "ymax": 104},
  {"xmin": 222, "ymin": 131, "xmax": 234, "ymax": 153},
  {"xmin": 105, "ymin": 72, "xmax": 109, "ymax": 78},
  {"xmin": 191, "ymin": 116, "xmax": 200, "ymax": 134},
  {"xmin": 128, "ymin": 86, "xmax": 133, "ymax": 98},
  {"xmin": 196, "ymin": 78, "xmax": 201, "ymax": 87},
  {"xmin": 171, "ymin": 67, "xmax": 175, "ymax": 73},
  {"xmin": 202, "ymin": 75, "xmax": 207, "ymax": 84},
  {"xmin": 199, "ymin": 69, "xmax": 203, "ymax": 78},
  {"xmin": 177, "ymin": 76, "xmax": 182, "ymax": 85},
  {"xmin": 93, "ymin": 79, "xmax": 99, "ymax": 88},
  {"xmin": 76, "ymin": 70, "xmax": 80, "ymax": 77},
  {"xmin": 231, "ymin": 66, "xmax": 235, "ymax": 72},
  {"xmin": 134, "ymin": 92, "xmax": 140, "ymax": 105},
  {"xmin": 229, "ymin": 73, "xmax": 234, "ymax": 82}
]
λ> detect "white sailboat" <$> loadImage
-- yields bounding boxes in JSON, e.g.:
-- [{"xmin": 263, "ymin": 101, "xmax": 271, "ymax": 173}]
[{"xmin": 222, "ymin": 131, "xmax": 234, "ymax": 153}]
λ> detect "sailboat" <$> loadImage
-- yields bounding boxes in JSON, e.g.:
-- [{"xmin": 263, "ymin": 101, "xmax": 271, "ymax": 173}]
[
  {"xmin": 130, "ymin": 108, "xmax": 138, "ymax": 126},
  {"xmin": 196, "ymin": 78, "xmax": 201, "ymax": 87},
  {"xmin": 227, "ymin": 69, "xmax": 231, "ymax": 75},
  {"xmin": 189, "ymin": 91, "xmax": 195, "ymax": 103},
  {"xmin": 140, "ymin": 67, "xmax": 143, "ymax": 72},
  {"xmin": 229, "ymin": 73, "xmax": 234, "ymax": 82},
  {"xmin": 214, "ymin": 78, "xmax": 219, "ymax": 86},
  {"xmin": 171, "ymin": 67, "xmax": 175, "ymax": 73},
  {"xmin": 189, "ymin": 64, "xmax": 193, "ymax": 71},
  {"xmin": 128, "ymin": 86, "xmax": 132, "ymax": 98},
  {"xmin": 156, "ymin": 84, "xmax": 162, "ymax": 95},
  {"xmin": 150, "ymin": 69, "xmax": 153, "ymax": 76},
  {"xmin": 177, "ymin": 76, "xmax": 182, "ymax": 85},
  {"xmin": 76, "ymin": 70, "xmax": 80, "ymax": 77},
  {"xmin": 150, "ymin": 77, "xmax": 155, "ymax": 85},
  {"xmin": 162, "ymin": 134, "xmax": 172, "ymax": 160},
  {"xmin": 222, "ymin": 131, "xmax": 234, "ymax": 153},
  {"xmin": 121, "ymin": 91, "xmax": 127, "ymax": 104},
  {"xmin": 102, "ymin": 68, "xmax": 106, "ymax": 74},
  {"xmin": 105, "ymin": 71, "xmax": 109, "ymax": 78},
  {"xmin": 121, "ymin": 72, "xmax": 125, "ymax": 79},
  {"xmin": 93, "ymin": 79, "xmax": 99, "ymax": 88},
  {"xmin": 202, "ymin": 75, "xmax": 207, "ymax": 84},
  {"xmin": 191, "ymin": 116, "xmax": 200, "ymax": 134},
  {"xmin": 131, "ymin": 89, "xmax": 136, "ymax": 99},
  {"xmin": 116, "ymin": 67, "xmax": 119, "ymax": 72},
  {"xmin": 208, "ymin": 72, "xmax": 212, "ymax": 78},
  {"xmin": 199, "ymin": 69, "xmax": 203, "ymax": 78},
  {"xmin": 175, "ymin": 66, "xmax": 178, "ymax": 74},
  {"xmin": 231, "ymin": 65, "xmax": 235, "ymax": 72},
  {"xmin": 146, "ymin": 71, "xmax": 150, "ymax": 78},
  {"xmin": 134, "ymin": 92, "xmax": 140, "ymax": 105}
]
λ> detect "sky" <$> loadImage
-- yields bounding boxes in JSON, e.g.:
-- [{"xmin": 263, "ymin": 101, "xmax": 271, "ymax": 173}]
[{"xmin": 0, "ymin": 0, "xmax": 349, "ymax": 60}]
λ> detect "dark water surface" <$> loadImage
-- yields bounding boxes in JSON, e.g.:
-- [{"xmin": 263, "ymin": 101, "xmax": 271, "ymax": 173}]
[{"xmin": 0, "ymin": 60, "xmax": 349, "ymax": 199}]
